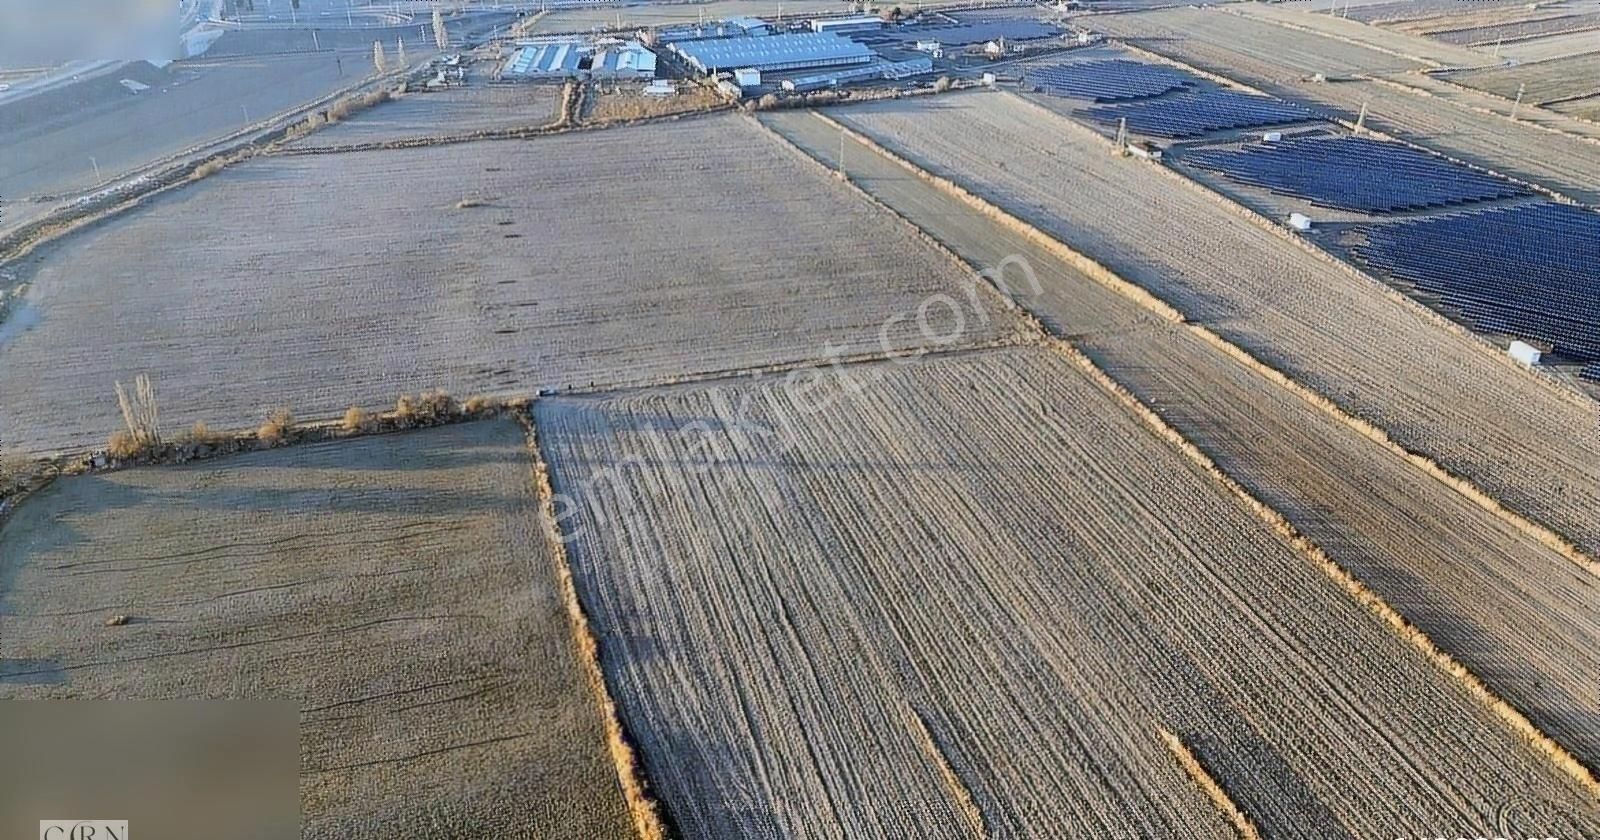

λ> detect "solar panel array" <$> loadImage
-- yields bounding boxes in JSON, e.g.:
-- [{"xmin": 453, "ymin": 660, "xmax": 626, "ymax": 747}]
[
  {"xmin": 1351, "ymin": 202, "xmax": 1600, "ymax": 374},
  {"xmin": 1182, "ymin": 135, "xmax": 1530, "ymax": 213},
  {"xmin": 1430, "ymin": 12, "xmax": 1600, "ymax": 45},
  {"xmin": 1023, "ymin": 59, "xmax": 1196, "ymax": 102},
  {"xmin": 1081, "ymin": 90, "xmax": 1315, "ymax": 139}
]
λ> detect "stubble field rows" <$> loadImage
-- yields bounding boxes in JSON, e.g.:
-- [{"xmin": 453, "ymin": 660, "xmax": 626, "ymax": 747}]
[
  {"xmin": 829, "ymin": 93, "xmax": 1600, "ymax": 559},
  {"xmin": 284, "ymin": 84, "xmax": 562, "ymax": 148},
  {"xmin": 0, "ymin": 419, "xmax": 633, "ymax": 839},
  {"xmin": 1082, "ymin": 6, "xmax": 1428, "ymax": 79},
  {"xmin": 537, "ymin": 346, "xmax": 1600, "ymax": 838},
  {"xmin": 0, "ymin": 114, "xmax": 1019, "ymax": 455},
  {"xmin": 764, "ymin": 105, "xmax": 1600, "ymax": 774},
  {"xmin": 1447, "ymin": 52, "xmax": 1600, "ymax": 105}
]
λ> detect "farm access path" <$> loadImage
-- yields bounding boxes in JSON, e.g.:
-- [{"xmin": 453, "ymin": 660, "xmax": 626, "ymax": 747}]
[{"xmin": 761, "ymin": 108, "xmax": 1600, "ymax": 773}]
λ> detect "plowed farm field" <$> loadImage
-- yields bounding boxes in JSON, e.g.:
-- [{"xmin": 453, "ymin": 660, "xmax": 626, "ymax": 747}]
[
  {"xmin": 763, "ymin": 106, "xmax": 1600, "ymax": 772},
  {"xmin": 0, "ymin": 419, "xmax": 632, "ymax": 839},
  {"xmin": 536, "ymin": 346, "xmax": 1600, "ymax": 838},
  {"xmin": 830, "ymin": 93, "xmax": 1600, "ymax": 558},
  {"xmin": 0, "ymin": 113, "xmax": 1020, "ymax": 454},
  {"xmin": 285, "ymin": 84, "xmax": 562, "ymax": 149}
]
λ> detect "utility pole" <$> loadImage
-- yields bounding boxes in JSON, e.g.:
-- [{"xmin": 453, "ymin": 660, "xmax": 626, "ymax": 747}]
[
  {"xmin": 89, "ymin": 156, "xmax": 100, "ymax": 181},
  {"xmin": 1115, "ymin": 116, "xmax": 1128, "ymax": 153},
  {"xmin": 312, "ymin": 28, "xmax": 320, "ymax": 50},
  {"xmin": 838, "ymin": 126, "xmax": 846, "ymax": 176},
  {"xmin": 1354, "ymin": 100, "xmax": 1367, "ymax": 133},
  {"xmin": 1512, "ymin": 82, "xmax": 1526, "ymax": 119},
  {"xmin": 1493, "ymin": 34, "xmax": 1503, "ymax": 58},
  {"xmin": 241, "ymin": 103, "xmax": 250, "ymax": 123}
]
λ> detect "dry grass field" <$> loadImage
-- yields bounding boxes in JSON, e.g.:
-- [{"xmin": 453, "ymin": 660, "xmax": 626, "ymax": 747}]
[
  {"xmin": 1448, "ymin": 52, "xmax": 1600, "ymax": 104},
  {"xmin": 1082, "ymin": 6, "xmax": 1428, "ymax": 79},
  {"xmin": 1496, "ymin": 28, "xmax": 1600, "ymax": 61},
  {"xmin": 0, "ymin": 113, "xmax": 1021, "ymax": 454},
  {"xmin": 285, "ymin": 84, "xmax": 562, "ymax": 148},
  {"xmin": 0, "ymin": 419, "xmax": 633, "ymax": 838},
  {"xmin": 1227, "ymin": 3, "xmax": 1497, "ymax": 67},
  {"xmin": 537, "ymin": 346, "xmax": 1600, "ymax": 838},
  {"xmin": 830, "ymin": 93, "xmax": 1600, "ymax": 558},
  {"xmin": 765, "ymin": 106, "xmax": 1600, "ymax": 769},
  {"xmin": 528, "ymin": 0, "xmax": 847, "ymax": 34}
]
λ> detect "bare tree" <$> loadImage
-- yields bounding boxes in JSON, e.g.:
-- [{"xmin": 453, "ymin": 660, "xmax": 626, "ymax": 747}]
[
  {"xmin": 115, "ymin": 374, "xmax": 162, "ymax": 450},
  {"xmin": 397, "ymin": 36, "xmax": 407, "ymax": 68},
  {"xmin": 433, "ymin": 7, "xmax": 449, "ymax": 51},
  {"xmin": 373, "ymin": 40, "xmax": 387, "ymax": 74}
]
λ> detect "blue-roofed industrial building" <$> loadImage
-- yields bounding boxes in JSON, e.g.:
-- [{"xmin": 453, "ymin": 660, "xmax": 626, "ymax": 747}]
[
  {"xmin": 671, "ymin": 32, "xmax": 875, "ymax": 74},
  {"xmin": 503, "ymin": 41, "xmax": 584, "ymax": 77}
]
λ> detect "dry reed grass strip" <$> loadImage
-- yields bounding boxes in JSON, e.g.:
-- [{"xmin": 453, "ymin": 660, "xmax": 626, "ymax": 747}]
[
  {"xmin": 517, "ymin": 406, "xmax": 669, "ymax": 840},
  {"xmin": 1157, "ymin": 727, "xmax": 1263, "ymax": 840},
  {"xmin": 903, "ymin": 707, "xmax": 988, "ymax": 839}
]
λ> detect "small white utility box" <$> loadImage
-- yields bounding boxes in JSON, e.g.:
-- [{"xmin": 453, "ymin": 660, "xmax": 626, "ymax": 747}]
[
  {"xmin": 1509, "ymin": 340, "xmax": 1542, "ymax": 367},
  {"xmin": 734, "ymin": 67, "xmax": 761, "ymax": 87},
  {"xmin": 1262, "ymin": 131, "xmax": 1283, "ymax": 142},
  {"xmin": 1288, "ymin": 213, "xmax": 1312, "ymax": 232}
]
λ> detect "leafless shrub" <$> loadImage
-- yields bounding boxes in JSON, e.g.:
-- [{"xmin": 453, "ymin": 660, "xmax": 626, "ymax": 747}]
[
  {"xmin": 394, "ymin": 394, "xmax": 417, "ymax": 423},
  {"xmin": 417, "ymin": 389, "xmax": 460, "ymax": 421},
  {"xmin": 758, "ymin": 93, "xmax": 780, "ymax": 110},
  {"xmin": 455, "ymin": 196, "xmax": 489, "ymax": 209},
  {"xmin": 191, "ymin": 158, "xmax": 227, "ymax": 179},
  {"xmin": 933, "ymin": 76, "xmax": 952, "ymax": 93},
  {"xmin": 258, "ymin": 409, "xmax": 296, "ymax": 445},
  {"xmin": 463, "ymin": 395, "xmax": 502, "ymax": 415},
  {"xmin": 342, "ymin": 406, "xmax": 370, "ymax": 433},
  {"xmin": 184, "ymin": 421, "xmax": 225, "ymax": 445}
]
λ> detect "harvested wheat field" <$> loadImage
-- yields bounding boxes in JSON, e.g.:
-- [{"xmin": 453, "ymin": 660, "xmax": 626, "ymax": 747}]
[
  {"xmin": 536, "ymin": 346, "xmax": 1600, "ymax": 838},
  {"xmin": 0, "ymin": 419, "xmax": 632, "ymax": 838},
  {"xmin": 1496, "ymin": 28, "xmax": 1600, "ymax": 61},
  {"xmin": 764, "ymin": 105, "xmax": 1600, "ymax": 769},
  {"xmin": 1227, "ymin": 3, "xmax": 1497, "ymax": 67},
  {"xmin": 285, "ymin": 84, "xmax": 563, "ymax": 149},
  {"xmin": 1083, "ymin": 6, "xmax": 1428, "ymax": 79},
  {"xmin": 831, "ymin": 93, "xmax": 1600, "ymax": 557},
  {"xmin": 1448, "ymin": 52, "xmax": 1600, "ymax": 105},
  {"xmin": 0, "ymin": 113, "xmax": 1021, "ymax": 455}
]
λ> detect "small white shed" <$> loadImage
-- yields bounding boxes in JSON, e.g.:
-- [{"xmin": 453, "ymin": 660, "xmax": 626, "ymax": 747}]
[
  {"xmin": 734, "ymin": 67, "xmax": 761, "ymax": 87},
  {"xmin": 1509, "ymin": 340, "xmax": 1542, "ymax": 367},
  {"xmin": 1288, "ymin": 213, "xmax": 1312, "ymax": 232}
]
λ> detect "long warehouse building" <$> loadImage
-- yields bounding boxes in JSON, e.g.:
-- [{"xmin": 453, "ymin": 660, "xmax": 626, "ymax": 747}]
[{"xmin": 671, "ymin": 31, "xmax": 875, "ymax": 74}]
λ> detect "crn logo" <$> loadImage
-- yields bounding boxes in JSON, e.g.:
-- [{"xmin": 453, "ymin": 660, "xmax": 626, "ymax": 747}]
[{"xmin": 38, "ymin": 820, "xmax": 128, "ymax": 840}]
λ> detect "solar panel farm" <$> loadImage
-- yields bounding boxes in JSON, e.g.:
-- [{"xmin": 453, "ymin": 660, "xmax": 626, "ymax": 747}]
[{"xmin": 2, "ymin": 0, "xmax": 1599, "ymax": 836}]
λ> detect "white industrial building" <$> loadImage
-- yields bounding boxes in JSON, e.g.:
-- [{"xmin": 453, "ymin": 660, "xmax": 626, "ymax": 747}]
[
  {"xmin": 672, "ymin": 31, "xmax": 874, "ymax": 74},
  {"xmin": 591, "ymin": 41, "xmax": 657, "ymax": 79}
]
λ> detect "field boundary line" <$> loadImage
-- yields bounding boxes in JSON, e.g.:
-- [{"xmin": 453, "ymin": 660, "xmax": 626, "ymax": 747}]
[
  {"xmin": 747, "ymin": 110, "xmax": 1048, "ymax": 343},
  {"xmin": 1219, "ymin": 4, "xmax": 1450, "ymax": 69},
  {"xmin": 517, "ymin": 407, "xmax": 670, "ymax": 840},
  {"xmin": 999, "ymin": 93, "xmax": 1600, "ymax": 564},
  {"xmin": 1365, "ymin": 73, "xmax": 1600, "ymax": 151},
  {"xmin": 1038, "ymin": 325, "xmax": 1600, "ymax": 799},
  {"xmin": 808, "ymin": 98, "xmax": 1600, "ymax": 597},
  {"xmin": 1157, "ymin": 727, "xmax": 1263, "ymax": 840},
  {"xmin": 904, "ymin": 706, "xmax": 988, "ymax": 839}
]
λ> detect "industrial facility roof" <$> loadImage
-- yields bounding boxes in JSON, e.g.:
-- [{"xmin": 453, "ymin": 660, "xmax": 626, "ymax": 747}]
[
  {"xmin": 593, "ymin": 41, "xmax": 657, "ymax": 76},
  {"xmin": 504, "ymin": 41, "xmax": 583, "ymax": 76},
  {"xmin": 673, "ymin": 32, "xmax": 875, "ymax": 72}
]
